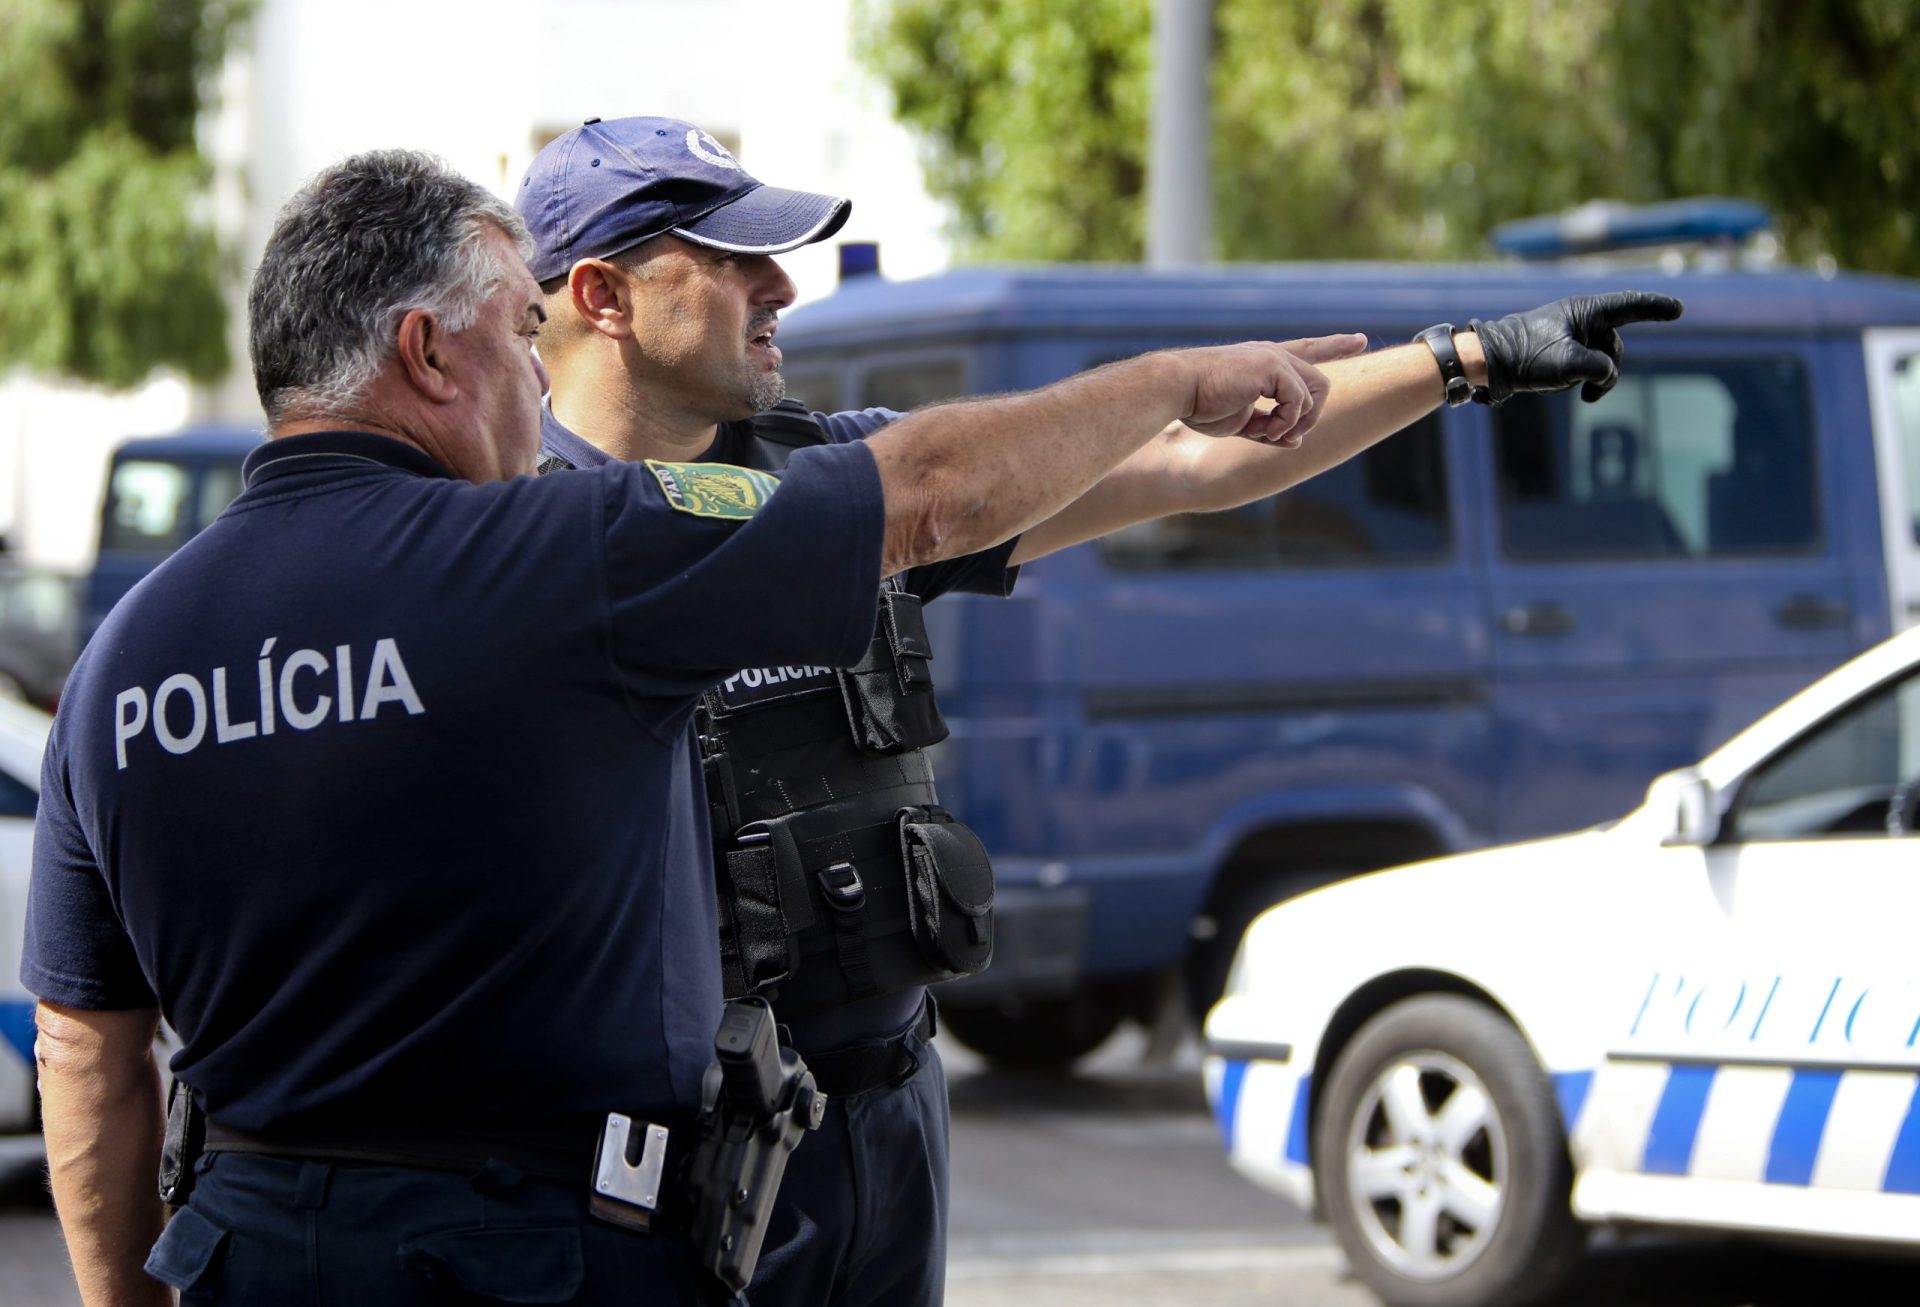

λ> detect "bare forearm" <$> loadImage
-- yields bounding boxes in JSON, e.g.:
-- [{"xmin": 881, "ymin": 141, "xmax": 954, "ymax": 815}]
[
  {"xmin": 865, "ymin": 352, "xmax": 1191, "ymax": 573},
  {"xmin": 37, "ymin": 1003, "xmax": 169, "ymax": 1307},
  {"xmin": 1181, "ymin": 334, "xmax": 1487, "ymax": 510}
]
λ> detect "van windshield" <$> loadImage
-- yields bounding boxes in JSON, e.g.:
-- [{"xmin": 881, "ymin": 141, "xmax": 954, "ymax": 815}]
[{"xmin": 101, "ymin": 459, "xmax": 243, "ymax": 555}]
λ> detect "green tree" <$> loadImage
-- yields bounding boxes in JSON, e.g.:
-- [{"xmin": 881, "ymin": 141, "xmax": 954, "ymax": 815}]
[
  {"xmin": 856, "ymin": 0, "xmax": 1920, "ymax": 277},
  {"xmin": 0, "ymin": 0, "xmax": 252, "ymax": 389},
  {"xmin": 1609, "ymin": 0, "xmax": 1920, "ymax": 277}
]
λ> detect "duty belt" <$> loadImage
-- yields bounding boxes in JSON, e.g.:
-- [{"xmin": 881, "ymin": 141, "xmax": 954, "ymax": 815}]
[
  {"xmin": 199, "ymin": 1115, "xmax": 697, "ymax": 1197},
  {"xmin": 802, "ymin": 1000, "xmax": 938, "ymax": 1099}
]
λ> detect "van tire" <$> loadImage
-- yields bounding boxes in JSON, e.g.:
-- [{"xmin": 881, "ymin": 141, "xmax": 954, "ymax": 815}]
[
  {"xmin": 1314, "ymin": 995, "xmax": 1582, "ymax": 1307},
  {"xmin": 1185, "ymin": 868, "xmax": 1349, "ymax": 1023}
]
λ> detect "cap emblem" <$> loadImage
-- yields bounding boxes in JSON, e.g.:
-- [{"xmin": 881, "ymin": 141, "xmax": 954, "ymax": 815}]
[{"xmin": 687, "ymin": 129, "xmax": 741, "ymax": 171}]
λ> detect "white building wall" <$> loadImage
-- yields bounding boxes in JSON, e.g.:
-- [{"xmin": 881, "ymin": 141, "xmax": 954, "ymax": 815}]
[{"xmin": 7, "ymin": 0, "xmax": 951, "ymax": 572}]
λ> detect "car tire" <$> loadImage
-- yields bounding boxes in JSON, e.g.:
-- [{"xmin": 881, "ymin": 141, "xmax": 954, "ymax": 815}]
[
  {"xmin": 939, "ymin": 990, "xmax": 1126, "ymax": 1072},
  {"xmin": 1314, "ymin": 994, "xmax": 1581, "ymax": 1307}
]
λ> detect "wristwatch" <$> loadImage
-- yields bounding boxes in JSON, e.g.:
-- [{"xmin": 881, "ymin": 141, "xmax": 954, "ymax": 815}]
[{"xmin": 1414, "ymin": 323, "xmax": 1481, "ymax": 407}]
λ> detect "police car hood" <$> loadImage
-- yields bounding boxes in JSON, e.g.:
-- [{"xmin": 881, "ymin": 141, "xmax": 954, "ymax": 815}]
[{"xmin": 1222, "ymin": 822, "xmax": 1636, "ymax": 1063}]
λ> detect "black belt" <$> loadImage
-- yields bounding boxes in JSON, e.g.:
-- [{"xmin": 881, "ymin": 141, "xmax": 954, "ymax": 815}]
[
  {"xmin": 201, "ymin": 1115, "xmax": 696, "ymax": 1194},
  {"xmin": 801, "ymin": 1002, "xmax": 937, "ymax": 1099}
]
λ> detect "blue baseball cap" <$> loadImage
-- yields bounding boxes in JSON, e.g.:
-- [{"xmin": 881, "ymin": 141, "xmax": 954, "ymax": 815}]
[{"xmin": 516, "ymin": 117, "xmax": 852, "ymax": 283}]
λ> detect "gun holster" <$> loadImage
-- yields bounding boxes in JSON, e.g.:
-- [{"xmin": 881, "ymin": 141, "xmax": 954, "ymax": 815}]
[
  {"xmin": 158, "ymin": 1078, "xmax": 205, "ymax": 1207},
  {"xmin": 684, "ymin": 998, "xmax": 826, "ymax": 1295}
]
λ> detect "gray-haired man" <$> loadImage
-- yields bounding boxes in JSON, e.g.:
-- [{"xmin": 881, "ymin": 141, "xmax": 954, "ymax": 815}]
[{"xmin": 23, "ymin": 145, "xmax": 1348, "ymax": 1304}]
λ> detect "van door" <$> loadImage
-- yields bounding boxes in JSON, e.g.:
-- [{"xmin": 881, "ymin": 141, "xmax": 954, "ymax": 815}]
[
  {"xmin": 1865, "ymin": 330, "xmax": 1920, "ymax": 633},
  {"xmin": 1064, "ymin": 408, "xmax": 1493, "ymax": 923},
  {"xmin": 1478, "ymin": 347, "xmax": 1859, "ymax": 841}
]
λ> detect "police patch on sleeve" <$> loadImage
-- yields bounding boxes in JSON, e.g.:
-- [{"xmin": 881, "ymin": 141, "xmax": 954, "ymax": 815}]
[{"xmin": 645, "ymin": 460, "xmax": 780, "ymax": 520}]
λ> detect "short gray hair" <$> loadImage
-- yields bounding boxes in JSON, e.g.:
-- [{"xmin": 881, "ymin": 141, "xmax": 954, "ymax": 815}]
[{"xmin": 249, "ymin": 150, "xmax": 532, "ymax": 424}]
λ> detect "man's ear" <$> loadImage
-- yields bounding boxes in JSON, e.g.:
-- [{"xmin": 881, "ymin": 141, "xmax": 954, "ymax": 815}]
[
  {"xmin": 568, "ymin": 259, "xmax": 635, "ymax": 341},
  {"xmin": 395, "ymin": 308, "xmax": 460, "ymax": 405}
]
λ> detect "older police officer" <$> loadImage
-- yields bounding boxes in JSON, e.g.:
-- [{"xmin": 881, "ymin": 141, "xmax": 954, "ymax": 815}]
[
  {"xmin": 518, "ymin": 116, "xmax": 1683, "ymax": 1307},
  {"xmin": 23, "ymin": 147, "xmax": 1349, "ymax": 1304}
]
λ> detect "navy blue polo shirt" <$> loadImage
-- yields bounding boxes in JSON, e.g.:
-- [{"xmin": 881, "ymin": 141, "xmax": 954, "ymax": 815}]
[
  {"xmin": 22, "ymin": 429, "xmax": 883, "ymax": 1136},
  {"xmin": 541, "ymin": 404, "xmax": 1018, "ymax": 1051}
]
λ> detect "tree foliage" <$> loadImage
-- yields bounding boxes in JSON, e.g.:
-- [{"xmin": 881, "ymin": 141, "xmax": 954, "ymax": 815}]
[
  {"xmin": 0, "ymin": 0, "xmax": 252, "ymax": 388},
  {"xmin": 855, "ymin": 0, "xmax": 1920, "ymax": 278}
]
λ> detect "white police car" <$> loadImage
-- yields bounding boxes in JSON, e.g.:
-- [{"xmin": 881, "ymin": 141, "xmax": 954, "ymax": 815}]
[
  {"xmin": 1204, "ymin": 625, "xmax": 1920, "ymax": 1307},
  {"xmin": 0, "ymin": 695, "xmax": 52, "ymax": 1132}
]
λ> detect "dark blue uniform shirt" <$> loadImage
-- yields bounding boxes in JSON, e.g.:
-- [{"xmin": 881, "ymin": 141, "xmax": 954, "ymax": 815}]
[
  {"xmin": 22, "ymin": 429, "xmax": 884, "ymax": 1137},
  {"xmin": 540, "ymin": 405, "xmax": 1018, "ymax": 1051}
]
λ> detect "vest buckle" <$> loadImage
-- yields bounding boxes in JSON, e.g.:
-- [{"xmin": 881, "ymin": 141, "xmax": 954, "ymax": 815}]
[{"xmin": 818, "ymin": 861, "xmax": 865, "ymax": 912}]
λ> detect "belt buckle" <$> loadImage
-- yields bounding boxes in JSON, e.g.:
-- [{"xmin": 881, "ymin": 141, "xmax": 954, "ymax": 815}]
[
  {"xmin": 818, "ymin": 861, "xmax": 864, "ymax": 911},
  {"xmin": 589, "ymin": 1114, "xmax": 670, "ymax": 1234}
]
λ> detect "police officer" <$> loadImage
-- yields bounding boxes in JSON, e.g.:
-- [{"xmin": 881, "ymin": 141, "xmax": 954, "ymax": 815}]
[
  {"xmin": 516, "ymin": 116, "xmax": 1683, "ymax": 1307},
  {"xmin": 23, "ymin": 148, "xmax": 1348, "ymax": 1304}
]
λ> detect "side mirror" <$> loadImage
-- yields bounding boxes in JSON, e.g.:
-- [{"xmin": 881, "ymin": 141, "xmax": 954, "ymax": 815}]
[{"xmin": 1647, "ymin": 769, "xmax": 1718, "ymax": 847}]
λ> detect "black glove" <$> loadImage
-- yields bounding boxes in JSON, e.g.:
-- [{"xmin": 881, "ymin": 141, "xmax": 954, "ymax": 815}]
[{"xmin": 1471, "ymin": 291, "xmax": 1684, "ymax": 405}]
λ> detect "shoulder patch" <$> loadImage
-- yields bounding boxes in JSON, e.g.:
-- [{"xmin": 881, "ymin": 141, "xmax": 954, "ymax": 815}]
[{"xmin": 645, "ymin": 460, "xmax": 781, "ymax": 520}]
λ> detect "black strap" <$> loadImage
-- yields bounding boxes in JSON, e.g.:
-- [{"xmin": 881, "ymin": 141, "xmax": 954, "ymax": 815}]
[
  {"xmin": 803, "ymin": 1002, "xmax": 936, "ymax": 1098},
  {"xmin": 198, "ymin": 1117, "xmax": 693, "ymax": 1191}
]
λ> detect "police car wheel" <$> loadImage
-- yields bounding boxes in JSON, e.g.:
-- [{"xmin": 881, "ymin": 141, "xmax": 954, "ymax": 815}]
[{"xmin": 1315, "ymin": 995, "xmax": 1581, "ymax": 1307}]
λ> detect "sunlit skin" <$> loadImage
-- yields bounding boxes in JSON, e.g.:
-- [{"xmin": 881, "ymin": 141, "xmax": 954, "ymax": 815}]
[
  {"xmin": 274, "ymin": 225, "xmax": 551, "ymax": 482},
  {"xmin": 542, "ymin": 236, "xmax": 796, "ymax": 464}
]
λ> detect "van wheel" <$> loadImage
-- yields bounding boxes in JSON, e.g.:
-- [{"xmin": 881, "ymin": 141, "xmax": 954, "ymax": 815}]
[
  {"xmin": 1315, "ymin": 995, "xmax": 1581, "ymax": 1307},
  {"xmin": 940, "ymin": 991, "xmax": 1125, "ymax": 1071}
]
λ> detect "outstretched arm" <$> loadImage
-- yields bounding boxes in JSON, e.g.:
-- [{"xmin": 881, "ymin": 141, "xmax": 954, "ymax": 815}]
[
  {"xmin": 864, "ymin": 334, "xmax": 1367, "ymax": 575},
  {"xmin": 1009, "ymin": 291, "xmax": 1685, "ymax": 565}
]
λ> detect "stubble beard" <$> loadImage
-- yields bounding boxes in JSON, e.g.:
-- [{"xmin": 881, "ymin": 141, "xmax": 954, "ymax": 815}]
[{"xmin": 747, "ymin": 367, "xmax": 786, "ymax": 414}]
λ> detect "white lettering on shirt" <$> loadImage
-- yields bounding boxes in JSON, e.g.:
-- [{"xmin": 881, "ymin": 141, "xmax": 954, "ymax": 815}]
[{"xmin": 112, "ymin": 636, "xmax": 426, "ymax": 770}]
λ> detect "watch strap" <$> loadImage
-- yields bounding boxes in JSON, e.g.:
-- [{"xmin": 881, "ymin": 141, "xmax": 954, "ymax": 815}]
[{"xmin": 1415, "ymin": 323, "xmax": 1477, "ymax": 407}]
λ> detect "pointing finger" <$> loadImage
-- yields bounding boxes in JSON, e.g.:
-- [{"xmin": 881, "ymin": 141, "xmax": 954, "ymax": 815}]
[
  {"xmin": 1593, "ymin": 291, "xmax": 1685, "ymax": 328},
  {"xmin": 1282, "ymin": 333, "xmax": 1369, "ymax": 364}
]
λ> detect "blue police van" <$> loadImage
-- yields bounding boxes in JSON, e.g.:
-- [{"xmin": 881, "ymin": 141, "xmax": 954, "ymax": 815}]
[
  {"xmin": 776, "ymin": 208, "xmax": 1920, "ymax": 1068},
  {"xmin": 84, "ymin": 425, "xmax": 260, "ymax": 641}
]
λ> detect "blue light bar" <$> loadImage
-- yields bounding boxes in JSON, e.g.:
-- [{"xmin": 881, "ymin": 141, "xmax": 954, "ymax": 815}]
[{"xmin": 1490, "ymin": 198, "xmax": 1774, "ymax": 260}]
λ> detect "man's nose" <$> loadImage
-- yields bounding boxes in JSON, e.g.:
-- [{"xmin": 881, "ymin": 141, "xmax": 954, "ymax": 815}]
[{"xmin": 752, "ymin": 256, "xmax": 797, "ymax": 310}]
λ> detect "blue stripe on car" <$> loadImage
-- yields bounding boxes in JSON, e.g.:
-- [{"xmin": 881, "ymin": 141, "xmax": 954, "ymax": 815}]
[
  {"xmin": 1214, "ymin": 1058, "xmax": 1248, "ymax": 1152},
  {"xmin": 1641, "ymin": 1063, "xmax": 1715, "ymax": 1175},
  {"xmin": 1284, "ymin": 1072, "xmax": 1313, "ymax": 1165},
  {"xmin": 1881, "ymin": 1078, "xmax": 1920, "ymax": 1195},
  {"xmin": 1553, "ymin": 1070, "xmax": 1594, "ymax": 1134},
  {"xmin": 1763, "ymin": 1068, "xmax": 1842, "ymax": 1186},
  {"xmin": 0, "ymin": 999, "xmax": 35, "ymax": 1064}
]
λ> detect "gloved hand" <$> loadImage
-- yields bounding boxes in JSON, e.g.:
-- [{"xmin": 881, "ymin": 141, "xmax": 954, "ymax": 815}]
[{"xmin": 1471, "ymin": 292, "xmax": 1684, "ymax": 405}]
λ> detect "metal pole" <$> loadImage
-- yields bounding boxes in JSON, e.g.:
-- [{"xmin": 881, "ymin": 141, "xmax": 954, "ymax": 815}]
[{"xmin": 1146, "ymin": 0, "xmax": 1213, "ymax": 266}]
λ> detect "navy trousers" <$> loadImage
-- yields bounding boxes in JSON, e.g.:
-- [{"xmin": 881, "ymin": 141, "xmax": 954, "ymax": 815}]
[
  {"xmin": 145, "ymin": 1151, "xmax": 707, "ymax": 1304},
  {"xmin": 749, "ymin": 1021, "xmax": 949, "ymax": 1307}
]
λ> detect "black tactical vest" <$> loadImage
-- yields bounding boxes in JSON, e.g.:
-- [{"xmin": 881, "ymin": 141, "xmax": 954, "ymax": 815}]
[{"xmin": 539, "ymin": 402, "xmax": 996, "ymax": 1017}]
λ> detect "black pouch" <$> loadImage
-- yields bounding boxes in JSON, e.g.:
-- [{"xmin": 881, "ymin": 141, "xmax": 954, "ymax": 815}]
[
  {"xmin": 838, "ymin": 589, "xmax": 950, "ymax": 755},
  {"xmin": 898, "ymin": 808, "xmax": 995, "ymax": 978}
]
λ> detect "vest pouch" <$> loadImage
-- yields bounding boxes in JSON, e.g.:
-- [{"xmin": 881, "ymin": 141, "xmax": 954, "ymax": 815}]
[
  {"xmin": 838, "ymin": 590, "xmax": 950, "ymax": 755},
  {"xmin": 898, "ymin": 809, "xmax": 995, "ymax": 978}
]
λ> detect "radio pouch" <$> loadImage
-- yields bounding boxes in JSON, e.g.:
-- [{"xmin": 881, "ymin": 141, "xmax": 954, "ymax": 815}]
[
  {"xmin": 899, "ymin": 809, "xmax": 995, "ymax": 978},
  {"xmin": 838, "ymin": 589, "xmax": 949, "ymax": 755}
]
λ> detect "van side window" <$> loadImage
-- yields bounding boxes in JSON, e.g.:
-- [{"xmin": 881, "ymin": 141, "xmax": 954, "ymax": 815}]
[
  {"xmin": 1101, "ymin": 412, "xmax": 1448, "ymax": 570},
  {"xmin": 859, "ymin": 358, "xmax": 966, "ymax": 412},
  {"xmin": 1735, "ymin": 670, "xmax": 1920, "ymax": 841},
  {"xmin": 1892, "ymin": 353, "xmax": 1920, "ymax": 545},
  {"xmin": 1495, "ymin": 359, "xmax": 1818, "ymax": 560},
  {"xmin": 199, "ymin": 463, "xmax": 244, "ymax": 528},
  {"xmin": 102, "ymin": 459, "xmax": 194, "ymax": 554}
]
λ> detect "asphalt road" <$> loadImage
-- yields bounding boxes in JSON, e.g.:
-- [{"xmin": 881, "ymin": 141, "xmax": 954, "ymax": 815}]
[{"xmin": 2, "ymin": 1029, "xmax": 1916, "ymax": 1306}]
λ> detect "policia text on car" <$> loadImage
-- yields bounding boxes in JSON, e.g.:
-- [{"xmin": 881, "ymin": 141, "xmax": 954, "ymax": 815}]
[
  {"xmin": 516, "ymin": 113, "xmax": 1682, "ymax": 1307},
  {"xmin": 22, "ymin": 146, "xmax": 1368, "ymax": 1305}
]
